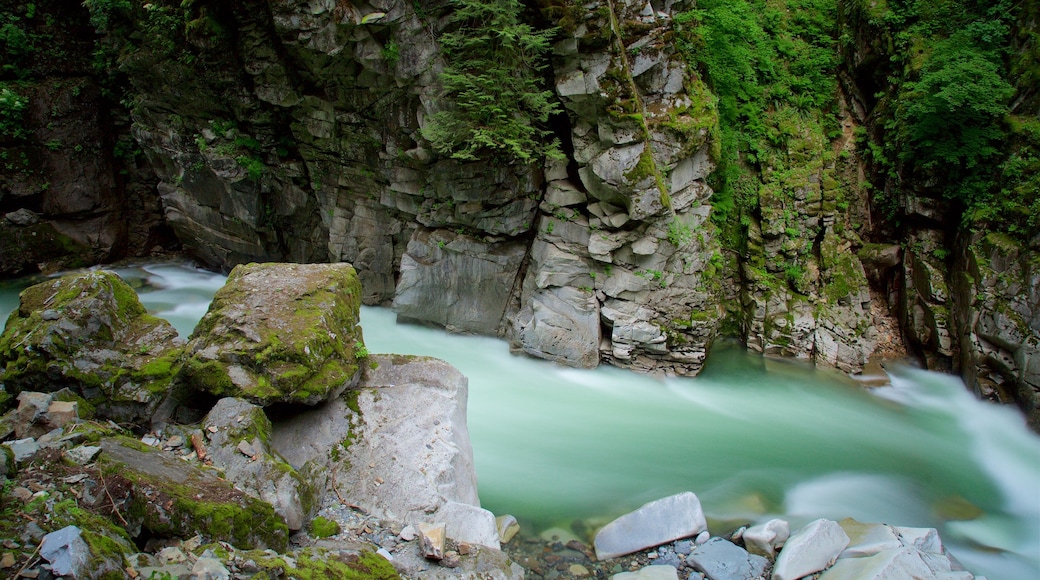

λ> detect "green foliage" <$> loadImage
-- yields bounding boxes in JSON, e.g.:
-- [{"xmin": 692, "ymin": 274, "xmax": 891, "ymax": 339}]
[
  {"xmin": 892, "ymin": 31, "xmax": 1014, "ymax": 175},
  {"xmin": 667, "ymin": 219, "xmax": 694, "ymax": 247},
  {"xmin": 0, "ymin": 84, "xmax": 28, "ymax": 140},
  {"xmin": 674, "ymin": 0, "xmax": 840, "ymax": 248},
  {"xmin": 353, "ymin": 340, "xmax": 369, "ymax": 359},
  {"xmin": 421, "ymin": 0, "xmax": 563, "ymax": 164}
]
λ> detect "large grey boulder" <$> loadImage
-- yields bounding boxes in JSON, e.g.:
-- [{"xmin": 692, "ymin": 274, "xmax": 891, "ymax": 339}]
[
  {"xmin": 594, "ymin": 491, "xmax": 708, "ymax": 560},
  {"xmin": 0, "ymin": 271, "xmax": 182, "ymax": 423},
  {"xmin": 40, "ymin": 525, "xmax": 129, "ymax": 579},
  {"xmin": 688, "ymin": 537, "xmax": 768, "ymax": 580},
  {"xmin": 202, "ymin": 397, "xmax": 314, "ymax": 530},
  {"xmin": 271, "ymin": 354, "xmax": 499, "ymax": 548},
  {"xmin": 180, "ymin": 262, "xmax": 365, "ymax": 406},
  {"xmin": 772, "ymin": 519, "xmax": 850, "ymax": 580}
]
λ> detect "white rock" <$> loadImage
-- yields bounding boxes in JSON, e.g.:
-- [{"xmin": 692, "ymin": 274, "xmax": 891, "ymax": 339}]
[
  {"xmin": 496, "ymin": 514, "xmax": 520, "ymax": 544},
  {"xmin": 611, "ymin": 564, "xmax": 680, "ymax": 580},
  {"xmin": 772, "ymin": 519, "xmax": 850, "ymax": 580},
  {"xmin": 818, "ymin": 548, "xmax": 935, "ymax": 579},
  {"xmin": 838, "ymin": 520, "xmax": 901, "ymax": 559},
  {"xmin": 418, "ymin": 522, "xmax": 446, "ymax": 560},
  {"xmin": 744, "ymin": 519, "xmax": 790, "ymax": 558},
  {"xmin": 894, "ymin": 526, "xmax": 943, "ymax": 554},
  {"xmin": 191, "ymin": 556, "xmax": 230, "ymax": 580},
  {"xmin": 399, "ymin": 525, "xmax": 418, "ymax": 542},
  {"xmin": 594, "ymin": 491, "xmax": 708, "ymax": 560}
]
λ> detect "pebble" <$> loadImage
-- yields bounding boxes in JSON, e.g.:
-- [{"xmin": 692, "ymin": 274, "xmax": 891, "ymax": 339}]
[
  {"xmin": 569, "ymin": 563, "xmax": 591, "ymax": 576},
  {"xmin": 0, "ymin": 552, "xmax": 15, "ymax": 568}
]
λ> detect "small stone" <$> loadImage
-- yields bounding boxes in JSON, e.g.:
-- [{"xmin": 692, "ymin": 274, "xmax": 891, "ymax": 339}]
[
  {"xmin": 569, "ymin": 563, "xmax": 591, "ymax": 576},
  {"xmin": 64, "ymin": 445, "xmax": 102, "ymax": 465},
  {"xmin": 156, "ymin": 547, "xmax": 188, "ymax": 565},
  {"xmin": 236, "ymin": 440, "xmax": 255, "ymax": 457},
  {"xmin": 440, "ymin": 550, "xmax": 461, "ymax": 568},
  {"xmin": 19, "ymin": 568, "xmax": 39, "ymax": 578},
  {"xmin": 611, "ymin": 564, "xmax": 680, "ymax": 579},
  {"xmin": 207, "ymin": 425, "xmax": 219, "ymax": 433},
  {"xmin": 191, "ymin": 556, "xmax": 230, "ymax": 580},
  {"xmin": 62, "ymin": 474, "xmax": 89, "ymax": 484},
  {"xmin": 399, "ymin": 525, "xmax": 418, "ymax": 542},
  {"xmin": 496, "ymin": 514, "xmax": 520, "ymax": 544},
  {"xmin": 1, "ymin": 552, "xmax": 15, "ymax": 568},
  {"xmin": 11, "ymin": 487, "xmax": 33, "ymax": 502},
  {"xmin": 376, "ymin": 548, "xmax": 393, "ymax": 561},
  {"xmin": 418, "ymin": 522, "xmax": 446, "ymax": 560},
  {"xmin": 141, "ymin": 435, "xmax": 160, "ymax": 447},
  {"xmin": 772, "ymin": 519, "xmax": 850, "ymax": 580},
  {"xmin": 457, "ymin": 542, "xmax": 476, "ymax": 555},
  {"xmin": 46, "ymin": 401, "xmax": 78, "ymax": 428},
  {"xmin": 165, "ymin": 435, "xmax": 184, "ymax": 449},
  {"xmin": 695, "ymin": 531, "xmax": 710, "ymax": 545},
  {"xmin": 181, "ymin": 535, "xmax": 203, "ymax": 553},
  {"xmin": 2, "ymin": 540, "xmax": 18, "ymax": 549}
]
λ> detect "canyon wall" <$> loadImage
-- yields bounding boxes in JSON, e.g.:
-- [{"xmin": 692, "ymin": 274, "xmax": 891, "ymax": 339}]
[{"xmin": 1, "ymin": 0, "xmax": 1036, "ymax": 426}]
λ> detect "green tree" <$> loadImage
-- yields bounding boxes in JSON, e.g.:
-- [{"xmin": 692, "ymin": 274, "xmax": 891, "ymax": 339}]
[
  {"xmin": 421, "ymin": 0, "xmax": 562, "ymax": 163},
  {"xmin": 894, "ymin": 35, "xmax": 1015, "ymax": 175}
]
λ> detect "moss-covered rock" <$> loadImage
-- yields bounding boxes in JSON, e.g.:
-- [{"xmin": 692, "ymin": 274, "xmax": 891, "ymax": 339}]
[
  {"xmin": 0, "ymin": 271, "xmax": 183, "ymax": 424},
  {"xmin": 179, "ymin": 262, "xmax": 365, "ymax": 406},
  {"xmin": 203, "ymin": 397, "xmax": 315, "ymax": 531},
  {"xmin": 97, "ymin": 436, "xmax": 289, "ymax": 551}
]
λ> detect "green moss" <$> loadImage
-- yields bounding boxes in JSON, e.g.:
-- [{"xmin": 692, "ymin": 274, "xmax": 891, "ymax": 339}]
[
  {"xmin": 243, "ymin": 548, "xmax": 399, "ymax": 580},
  {"xmin": 310, "ymin": 516, "xmax": 340, "ymax": 538}
]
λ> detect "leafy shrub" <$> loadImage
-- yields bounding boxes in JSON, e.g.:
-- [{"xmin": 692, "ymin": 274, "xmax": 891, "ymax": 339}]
[{"xmin": 421, "ymin": 0, "xmax": 562, "ymax": 164}]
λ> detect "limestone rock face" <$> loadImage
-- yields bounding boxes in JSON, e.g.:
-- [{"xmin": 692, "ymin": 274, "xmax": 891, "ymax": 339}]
[
  {"xmin": 180, "ymin": 262, "xmax": 364, "ymax": 406},
  {"xmin": 0, "ymin": 271, "xmax": 182, "ymax": 423},
  {"xmin": 957, "ymin": 234, "xmax": 1040, "ymax": 430}
]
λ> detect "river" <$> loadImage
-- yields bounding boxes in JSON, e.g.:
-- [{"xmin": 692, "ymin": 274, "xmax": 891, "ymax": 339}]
[{"xmin": 1, "ymin": 261, "xmax": 1038, "ymax": 579}]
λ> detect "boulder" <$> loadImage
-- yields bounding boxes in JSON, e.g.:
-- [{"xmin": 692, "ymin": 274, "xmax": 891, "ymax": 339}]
[
  {"xmin": 202, "ymin": 397, "xmax": 314, "ymax": 530},
  {"xmin": 0, "ymin": 271, "xmax": 182, "ymax": 423},
  {"xmin": 743, "ymin": 518, "xmax": 790, "ymax": 559},
  {"xmin": 96, "ymin": 437, "xmax": 288, "ymax": 551},
  {"xmin": 772, "ymin": 519, "xmax": 850, "ymax": 580},
  {"xmin": 688, "ymin": 537, "xmax": 768, "ymax": 580},
  {"xmin": 332, "ymin": 355, "xmax": 498, "ymax": 547},
  {"xmin": 180, "ymin": 262, "xmax": 364, "ymax": 406},
  {"xmin": 594, "ymin": 491, "xmax": 708, "ymax": 560}
]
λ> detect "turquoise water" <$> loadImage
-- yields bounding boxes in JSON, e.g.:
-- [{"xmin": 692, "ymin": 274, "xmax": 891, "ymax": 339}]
[{"xmin": 1, "ymin": 263, "xmax": 1038, "ymax": 578}]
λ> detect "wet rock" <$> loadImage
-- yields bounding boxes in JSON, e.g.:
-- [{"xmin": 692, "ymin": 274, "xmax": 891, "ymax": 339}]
[
  {"xmin": 594, "ymin": 492, "xmax": 708, "ymax": 560},
  {"xmin": 180, "ymin": 262, "xmax": 364, "ymax": 406},
  {"xmin": 688, "ymin": 537, "xmax": 768, "ymax": 580},
  {"xmin": 203, "ymin": 397, "xmax": 313, "ymax": 531},
  {"xmin": 820, "ymin": 547, "xmax": 937, "ymax": 579},
  {"xmin": 0, "ymin": 271, "xmax": 182, "ymax": 424},
  {"xmin": 772, "ymin": 518, "xmax": 850, "ymax": 580}
]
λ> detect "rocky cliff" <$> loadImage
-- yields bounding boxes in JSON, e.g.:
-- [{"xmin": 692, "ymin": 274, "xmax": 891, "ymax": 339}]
[{"xmin": 1, "ymin": 0, "xmax": 1037, "ymax": 425}]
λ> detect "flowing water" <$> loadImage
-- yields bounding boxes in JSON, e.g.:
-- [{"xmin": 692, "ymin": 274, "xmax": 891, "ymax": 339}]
[{"xmin": 1, "ymin": 262, "xmax": 1038, "ymax": 578}]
